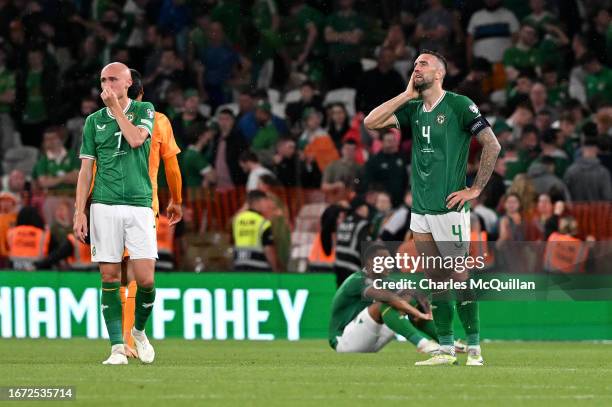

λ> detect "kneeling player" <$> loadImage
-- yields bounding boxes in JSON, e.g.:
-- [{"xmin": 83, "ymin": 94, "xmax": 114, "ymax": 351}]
[{"xmin": 329, "ymin": 243, "xmax": 440, "ymax": 354}]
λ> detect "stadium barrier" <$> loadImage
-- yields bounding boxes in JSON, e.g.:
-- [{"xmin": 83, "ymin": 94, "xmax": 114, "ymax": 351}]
[{"xmin": 1, "ymin": 271, "xmax": 611, "ymax": 341}]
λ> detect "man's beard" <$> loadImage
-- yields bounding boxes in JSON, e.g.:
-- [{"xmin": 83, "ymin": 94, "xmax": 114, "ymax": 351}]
[{"xmin": 414, "ymin": 79, "xmax": 433, "ymax": 92}]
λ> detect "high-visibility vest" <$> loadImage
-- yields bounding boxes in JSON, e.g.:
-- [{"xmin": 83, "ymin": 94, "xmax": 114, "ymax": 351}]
[
  {"xmin": 470, "ymin": 231, "xmax": 495, "ymax": 269},
  {"xmin": 66, "ymin": 233, "xmax": 95, "ymax": 269},
  {"xmin": 7, "ymin": 225, "xmax": 50, "ymax": 269},
  {"xmin": 232, "ymin": 210, "xmax": 271, "ymax": 270},
  {"xmin": 157, "ymin": 215, "xmax": 174, "ymax": 256},
  {"xmin": 308, "ymin": 232, "xmax": 335, "ymax": 271},
  {"xmin": 396, "ymin": 239, "xmax": 422, "ymax": 273},
  {"xmin": 543, "ymin": 232, "xmax": 588, "ymax": 273}
]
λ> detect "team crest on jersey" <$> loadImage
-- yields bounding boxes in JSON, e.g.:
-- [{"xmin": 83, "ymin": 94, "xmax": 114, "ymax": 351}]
[
  {"xmin": 436, "ymin": 114, "xmax": 446, "ymax": 124},
  {"xmin": 126, "ymin": 112, "xmax": 135, "ymax": 121},
  {"xmin": 469, "ymin": 104, "xmax": 479, "ymax": 114}
]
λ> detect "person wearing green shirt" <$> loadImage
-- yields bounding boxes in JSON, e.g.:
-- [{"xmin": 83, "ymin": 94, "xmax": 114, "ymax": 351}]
[
  {"xmin": 74, "ymin": 62, "xmax": 157, "ymax": 366},
  {"xmin": 324, "ymin": 0, "xmax": 365, "ymax": 88},
  {"xmin": 329, "ymin": 243, "xmax": 439, "ymax": 354},
  {"xmin": 503, "ymin": 24, "xmax": 540, "ymax": 80},
  {"xmin": 252, "ymin": 101, "xmax": 279, "ymax": 154},
  {"xmin": 179, "ymin": 124, "xmax": 214, "ymax": 188},
  {"xmin": 287, "ymin": 0, "xmax": 325, "ymax": 72},
  {"xmin": 365, "ymin": 51, "xmax": 501, "ymax": 366},
  {"xmin": 581, "ymin": 53, "xmax": 612, "ymax": 107},
  {"xmin": 32, "ymin": 127, "xmax": 80, "ymax": 192}
]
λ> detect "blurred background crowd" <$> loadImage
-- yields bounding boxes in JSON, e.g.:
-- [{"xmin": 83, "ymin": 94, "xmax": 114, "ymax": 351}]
[{"xmin": 0, "ymin": 0, "xmax": 610, "ymax": 272}]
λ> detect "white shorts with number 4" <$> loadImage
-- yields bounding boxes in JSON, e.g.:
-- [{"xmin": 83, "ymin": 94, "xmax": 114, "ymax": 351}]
[
  {"xmin": 410, "ymin": 210, "xmax": 470, "ymax": 258},
  {"xmin": 335, "ymin": 307, "xmax": 396, "ymax": 353},
  {"xmin": 90, "ymin": 203, "xmax": 158, "ymax": 262}
]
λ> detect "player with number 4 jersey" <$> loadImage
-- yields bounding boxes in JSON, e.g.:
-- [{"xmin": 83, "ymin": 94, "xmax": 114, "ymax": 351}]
[{"xmin": 365, "ymin": 50, "xmax": 501, "ymax": 367}]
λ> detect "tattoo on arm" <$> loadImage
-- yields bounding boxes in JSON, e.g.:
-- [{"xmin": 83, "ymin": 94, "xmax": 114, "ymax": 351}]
[{"xmin": 473, "ymin": 127, "xmax": 501, "ymax": 191}]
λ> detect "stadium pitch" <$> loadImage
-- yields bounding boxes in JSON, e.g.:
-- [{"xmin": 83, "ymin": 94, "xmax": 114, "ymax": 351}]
[{"xmin": 2, "ymin": 339, "xmax": 611, "ymax": 406}]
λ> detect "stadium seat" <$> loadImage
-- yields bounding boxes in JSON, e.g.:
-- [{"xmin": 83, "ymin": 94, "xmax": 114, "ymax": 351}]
[
  {"xmin": 324, "ymin": 88, "xmax": 357, "ymax": 116},
  {"xmin": 2, "ymin": 146, "xmax": 38, "ymax": 176}
]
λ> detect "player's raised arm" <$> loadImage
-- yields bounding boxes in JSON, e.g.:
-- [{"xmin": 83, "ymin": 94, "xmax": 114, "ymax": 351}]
[
  {"xmin": 101, "ymin": 87, "xmax": 149, "ymax": 148},
  {"xmin": 363, "ymin": 72, "xmax": 419, "ymax": 131}
]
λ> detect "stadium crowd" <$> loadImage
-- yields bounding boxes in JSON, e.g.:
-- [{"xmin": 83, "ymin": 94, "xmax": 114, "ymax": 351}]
[{"xmin": 0, "ymin": 0, "xmax": 610, "ymax": 271}]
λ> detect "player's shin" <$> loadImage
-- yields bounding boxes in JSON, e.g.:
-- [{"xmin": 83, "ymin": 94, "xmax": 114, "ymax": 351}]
[
  {"xmin": 101, "ymin": 282, "xmax": 124, "ymax": 345},
  {"xmin": 432, "ymin": 290, "xmax": 455, "ymax": 355},
  {"xmin": 456, "ymin": 288, "xmax": 480, "ymax": 348},
  {"xmin": 134, "ymin": 285, "xmax": 156, "ymax": 331},
  {"xmin": 381, "ymin": 304, "xmax": 425, "ymax": 346}
]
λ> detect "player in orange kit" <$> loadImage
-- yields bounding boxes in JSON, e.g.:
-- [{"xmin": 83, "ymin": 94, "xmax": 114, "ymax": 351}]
[{"xmin": 121, "ymin": 69, "xmax": 183, "ymax": 356}]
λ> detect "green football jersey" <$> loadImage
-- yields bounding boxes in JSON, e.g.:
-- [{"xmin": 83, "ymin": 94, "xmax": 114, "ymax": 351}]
[
  {"xmin": 328, "ymin": 271, "xmax": 373, "ymax": 349},
  {"xmin": 80, "ymin": 99, "xmax": 155, "ymax": 207},
  {"xmin": 394, "ymin": 91, "xmax": 483, "ymax": 215}
]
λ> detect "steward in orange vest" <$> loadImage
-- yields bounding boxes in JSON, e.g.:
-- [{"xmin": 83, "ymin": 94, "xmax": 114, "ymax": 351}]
[
  {"xmin": 308, "ymin": 231, "xmax": 335, "ymax": 272},
  {"xmin": 543, "ymin": 217, "xmax": 589, "ymax": 273},
  {"xmin": 7, "ymin": 207, "xmax": 50, "ymax": 270}
]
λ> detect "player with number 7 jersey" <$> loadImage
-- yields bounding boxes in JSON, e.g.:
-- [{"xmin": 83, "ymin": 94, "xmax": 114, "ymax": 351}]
[{"xmin": 80, "ymin": 99, "xmax": 155, "ymax": 207}]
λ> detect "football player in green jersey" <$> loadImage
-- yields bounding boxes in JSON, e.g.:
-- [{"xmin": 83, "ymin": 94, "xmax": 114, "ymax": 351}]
[
  {"xmin": 329, "ymin": 243, "xmax": 440, "ymax": 354},
  {"xmin": 364, "ymin": 50, "xmax": 501, "ymax": 366},
  {"xmin": 73, "ymin": 62, "xmax": 158, "ymax": 365}
]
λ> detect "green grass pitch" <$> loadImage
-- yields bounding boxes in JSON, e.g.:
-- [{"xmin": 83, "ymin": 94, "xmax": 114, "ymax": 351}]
[{"xmin": 2, "ymin": 339, "xmax": 612, "ymax": 406}]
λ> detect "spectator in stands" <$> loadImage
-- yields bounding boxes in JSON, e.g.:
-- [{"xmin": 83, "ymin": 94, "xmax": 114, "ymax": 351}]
[
  {"xmin": 472, "ymin": 195, "xmax": 499, "ymax": 238},
  {"xmin": 371, "ymin": 190, "xmax": 393, "ymax": 239},
  {"xmin": 595, "ymin": 105, "xmax": 612, "ymax": 137},
  {"xmin": 285, "ymin": 81, "xmax": 323, "ymax": 132},
  {"xmin": 207, "ymin": 109, "xmax": 248, "ymax": 190},
  {"xmin": 564, "ymin": 137, "xmax": 612, "ymax": 201},
  {"xmin": 558, "ymin": 112, "xmax": 579, "ymax": 159},
  {"xmin": 0, "ymin": 192, "xmax": 19, "ymax": 267},
  {"xmin": 523, "ymin": 0, "xmax": 557, "ymax": 32},
  {"xmin": 455, "ymin": 57, "xmax": 492, "ymax": 106},
  {"xmin": 321, "ymin": 140, "xmax": 361, "ymax": 197},
  {"xmin": 362, "ymin": 131, "xmax": 408, "ymax": 207},
  {"xmin": 299, "ymin": 108, "xmax": 339, "ymax": 173},
  {"xmin": 326, "ymin": 102, "xmax": 351, "ymax": 151},
  {"xmin": 413, "ymin": 0, "xmax": 454, "ymax": 54},
  {"xmin": 507, "ymin": 173, "xmax": 538, "ymax": 214},
  {"xmin": 16, "ymin": 47, "xmax": 57, "ymax": 148},
  {"xmin": 171, "ymin": 89, "xmax": 207, "ymax": 149},
  {"xmin": 238, "ymin": 90, "xmax": 288, "ymax": 142},
  {"xmin": 377, "ymin": 190, "xmax": 412, "ymax": 242},
  {"xmin": 286, "ymin": 0, "xmax": 325, "ymax": 70},
  {"xmin": 527, "ymin": 156, "xmax": 571, "ymax": 202},
  {"xmin": 163, "ymin": 85, "xmax": 184, "ymax": 121},
  {"xmin": 31, "ymin": 127, "xmax": 79, "ymax": 192},
  {"xmin": 529, "ymin": 82, "xmax": 552, "ymax": 116},
  {"xmin": 324, "ymin": 0, "xmax": 365, "ymax": 88},
  {"xmin": 507, "ymin": 71, "xmax": 535, "ymax": 113},
  {"xmin": 534, "ymin": 108, "xmax": 554, "ymax": 133},
  {"xmin": 143, "ymin": 47, "xmax": 189, "ymax": 106},
  {"xmin": 239, "ymin": 150, "xmax": 275, "ymax": 192},
  {"xmin": 272, "ymin": 137, "xmax": 321, "ymax": 188},
  {"xmin": 251, "ymin": 100, "xmax": 280, "ymax": 160},
  {"xmin": 585, "ymin": 8, "xmax": 610, "ymax": 62},
  {"xmin": 497, "ymin": 193, "xmax": 526, "ymax": 246},
  {"xmin": 466, "ymin": 0, "xmax": 519, "ymax": 67},
  {"xmin": 65, "ymin": 96, "xmax": 98, "ymax": 153},
  {"xmin": 580, "ymin": 52, "xmax": 612, "ymax": 107},
  {"xmin": 0, "ymin": 46, "xmax": 18, "ymax": 155},
  {"xmin": 196, "ymin": 21, "xmax": 244, "ymax": 110},
  {"xmin": 541, "ymin": 64, "xmax": 569, "ymax": 108},
  {"xmin": 179, "ymin": 124, "xmax": 213, "ymax": 188},
  {"xmin": 510, "ymin": 124, "xmax": 541, "ymax": 175},
  {"xmin": 380, "ymin": 23, "xmax": 415, "ymax": 62},
  {"xmin": 503, "ymin": 23, "xmax": 540, "ymax": 82},
  {"xmin": 49, "ymin": 198, "xmax": 73, "ymax": 247},
  {"xmin": 535, "ymin": 128, "xmax": 571, "ymax": 177},
  {"xmin": 535, "ymin": 193, "xmax": 560, "ymax": 240},
  {"xmin": 356, "ymin": 46, "xmax": 405, "ymax": 115}
]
